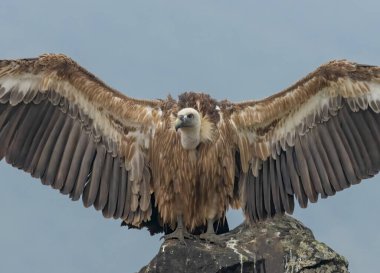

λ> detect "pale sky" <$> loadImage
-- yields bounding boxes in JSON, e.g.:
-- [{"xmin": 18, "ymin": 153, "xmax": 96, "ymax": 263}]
[{"xmin": 0, "ymin": 1, "xmax": 380, "ymax": 273}]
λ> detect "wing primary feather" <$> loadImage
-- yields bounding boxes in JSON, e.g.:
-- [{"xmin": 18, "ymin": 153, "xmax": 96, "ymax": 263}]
[
  {"xmin": 0, "ymin": 104, "xmax": 28, "ymax": 160},
  {"xmin": 279, "ymin": 152, "xmax": 293, "ymax": 195},
  {"xmin": 243, "ymin": 174, "xmax": 252, "ymax": 222},
  {"xmin": 12, "ymin": 101, "xmax": 50, "ymax": 169},
  {"xmin": 61, "ymin": 131, "xmax": 89, "ymax": 194},
  {"xmin": 54, "ymin": 121, "xmax": 81, "ymax": 189},
  {"xmin": 276, "ymin": 155, "xmax": 294, "ymax": 214},
  {"xmin": 123, "ymin": 171, "xmax": 134, "ymax": 218},
  {"xmin": 317, "ymin": 123, "xmax": 346, "ymax": 191},
  {"xmin": 312, "ymin": 126, "xmax": 337, "ymax": 196},
  {"xmin": 363, "ymin": 110, "xmax": 380, "ymax": 148},
  {"xmin": 285, "ymin": 148, "xmax": 308, "ymax": 208},
  {"xmin": 70, "ymin": 139, "xmax": 96, "ymax": 200},
  {"xmin": 103, "ymin": 156, "xmax": 120, "ymax": 218},
  {"xmin": 94, "ymin": 152, "xmax": 112, "ymax": 211},
  {"xmin": 255, "ymin": 171, "xmax": 265, "ymax": 220},
  {"xmin": 294, "ymin": 134, "xmax": 318, "ymax": 202},
  {"xmin": 115, "ymin": 165, "xmax": 128, "ymax": 219},
  {"xmin": 251, "ymin": 174, "xmax": 260, "ymax": 221},
  {"xmin": 23, "ymin": 103, "xmax": 55, "ymax": 171},
  {"xmin": 339, "ymin": 106, "xmax": 369, "ymax": 179},
  {"xmin": 246, "ymin": 171, "xmax": 258, "ymax": 222},
  {"xmin": 0, "ymin": 103, "xmax": 15, "ymax": 130},
  {"xmin": 340, "ymin": 105, "xmax": 374, "ymax": 176},
  {"xmin": 305, "ymin": 129, "xmax": 330, "ymax": 196},
  {"xmin": 0, "ymin": 86, "xmax": 6, "ymax": 100},
  {"xmin": 0, "ymin": 103, "xmax": 6, "ymax": 117},
  {"xmin": 43, "ymin": 117, "xmax": 73, "ymax": 187},
  {"xmin": 269, "ymin": 157, "xmax": 282, "ymax": 213},
  {"xmin": 6, "ymin": 103, "xmax": 41, "ymax": 166},
  {"xmin": 0, "ymin": 89, "xmax": 10, "ymax": 103},
  {"xmin": 327, "ymin": 115, "xmax": 359, "ymax": 186},
  {"xmin": 299, "ymin": 130, "xmax": 324, "ymax": 197},
  {"xmin": 35, "ymin": 110, "xmax": 66, "ymax": 182},
  {"xmin": 81, "ymin": 144, "xmax": 106, "ymax": 206},
  {"xmin": 331, "ymin": 113, "xmax": 362, "ymax": 183},
  {"xmin": 362, "ymin": 109, "xmax": 380, "ymax": 169},
  {"xmin": 262, "ymin": 159, "xmax": 272, "ymax": 215},
  {"xmin": 28, "ymin": 106, "xmax": 61, "ymax": 176},
  {"xmin": 350, "ymin": 110, "xmax": 380, "ymax": 172}
]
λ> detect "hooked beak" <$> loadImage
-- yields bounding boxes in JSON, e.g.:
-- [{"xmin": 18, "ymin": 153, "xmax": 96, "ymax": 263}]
[{"xmin": 175, "ymin": 116, "xmax": 185, "ymax": 131}]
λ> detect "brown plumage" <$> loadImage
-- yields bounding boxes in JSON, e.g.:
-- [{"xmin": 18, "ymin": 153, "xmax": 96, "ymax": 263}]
[{"xmin": 2, "ymin": 54, "xmax": 380, "ymax": 236}]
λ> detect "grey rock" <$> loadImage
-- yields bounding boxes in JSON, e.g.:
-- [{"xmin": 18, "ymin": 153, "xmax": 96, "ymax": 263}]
[{"xmin": 138, "ymin": 215, "xmax": 349, "ymax": 273}]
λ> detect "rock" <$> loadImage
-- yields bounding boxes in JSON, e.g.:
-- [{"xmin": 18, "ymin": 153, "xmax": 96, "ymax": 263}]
[{"xmin": 138, "ymin": 215, "xmax": 349, "ymax": 273}]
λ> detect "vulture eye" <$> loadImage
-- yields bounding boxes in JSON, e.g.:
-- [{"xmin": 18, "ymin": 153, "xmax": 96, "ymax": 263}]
[{"xmin": 187, "ymin": 113, "xmax": 194, "ymax": 119}]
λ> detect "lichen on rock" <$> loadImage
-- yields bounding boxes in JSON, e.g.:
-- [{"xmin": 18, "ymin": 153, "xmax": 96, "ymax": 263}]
[{"xmin": 138, "ymin": 215, "xmax": 348, "ymax": 273}]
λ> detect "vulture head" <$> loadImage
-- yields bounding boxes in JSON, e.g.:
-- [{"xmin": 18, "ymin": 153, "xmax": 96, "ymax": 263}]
[{"xmin": 175, "ymin": 108, "xmax": 202, "ymax": 149}]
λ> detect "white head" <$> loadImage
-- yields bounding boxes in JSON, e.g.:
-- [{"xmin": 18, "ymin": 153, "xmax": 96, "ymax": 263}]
[{"xmin": 174, "ymin": 108, "xmax": 202, "ymax": 149}]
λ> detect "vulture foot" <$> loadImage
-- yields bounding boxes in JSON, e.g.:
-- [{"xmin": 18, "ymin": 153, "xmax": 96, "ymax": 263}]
[{"xmin": 161, "ymin": 228, "xmax": 196, "ymax": 245}]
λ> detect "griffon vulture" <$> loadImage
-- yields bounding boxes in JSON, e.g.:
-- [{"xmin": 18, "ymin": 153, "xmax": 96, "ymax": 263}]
[{"xmin": 1, "ymin": 54, "xmax": 380, "ymax": 243}]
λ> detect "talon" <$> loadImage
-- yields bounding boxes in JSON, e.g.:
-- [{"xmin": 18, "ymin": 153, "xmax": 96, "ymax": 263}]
[
  {"xmin": 161, "ymin": 215, "xmax": 196, "ymax": 244},
  {"xmin": 161, "ymin": 227, "xmax": 194, "ymax": 245},
  {"xmin": 199, "ymin": 218, "xmax": 226, "ymax": 247}
]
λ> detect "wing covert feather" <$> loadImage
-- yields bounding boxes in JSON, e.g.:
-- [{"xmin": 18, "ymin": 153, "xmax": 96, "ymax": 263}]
[
  {"xmin": 231, "ymin": 60, "xmax": 380, "ymax": 222},
  {"xmin": 0, "ymin": 54, "xmax": 163, "ymax": 224}
]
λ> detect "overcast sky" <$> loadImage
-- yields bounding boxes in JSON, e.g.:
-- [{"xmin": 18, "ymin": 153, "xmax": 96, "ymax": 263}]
[{"xmin": 0, "ymin": 1, "xmax": 380, "ymax": 273}]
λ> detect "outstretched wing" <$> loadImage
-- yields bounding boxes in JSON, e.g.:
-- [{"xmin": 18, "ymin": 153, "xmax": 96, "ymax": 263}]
[
  {"xmin": 229, "ymin": 60, "xmax": 380, "ymax": 222},
  {"xmin": 0, "ymin": 54, "xmax": 162, "ymax": 225}
]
